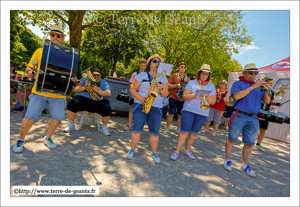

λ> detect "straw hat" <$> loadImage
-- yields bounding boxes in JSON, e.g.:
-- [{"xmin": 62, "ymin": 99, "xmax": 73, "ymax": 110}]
[
  {"xmin": 177, "ymin": 62, "xmax": 187, "ymax": 68},
  {"xmin": 199, "ymin": 64, "xmax": 212, "ymax": 73},
  {"xmin": 243, "ymin": 63, "xmax": 259, "ymax": 72},
  {"xmin": 48, "ymin": 25, "xmax": 66, "ymax": 37},
  {"xmin": 146, "ymin": 54, "xmax": 164, "ymax": 64}
]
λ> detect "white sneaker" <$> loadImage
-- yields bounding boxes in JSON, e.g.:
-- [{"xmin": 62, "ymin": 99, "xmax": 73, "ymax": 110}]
[
  {"xmin": 240, "ymin": 165, "xmax": 256, "ymax": 177},
  {"xmin": 163, "ymin": 128, "xmax": 169, "ymax": 134},
  {"xmin": 201, "ymin": 128, "xmax": 207, "ymax": 133},
  {"xmin": 170, "ymin": 151, "xmax": 179, "ymax": 161},
  {"xmin": 126, "ymin": 149, "xmax": 135, "ymax": 159},
  {"xmin": 184, "ymin": 150, "xmax": 195, "ymax": 160},
  {"xmin": 100, "ymin": 127, "xmax": 111, "ymax": 136},
  {"xmin": 43, "ymin": 138, "xmax": 57, "ymax": 149},
  {"xmin": 151, "ymin": 152, "xmax": 161, "ymax": 164},
  {"xmin": 125, "ymin": 124, "xmax": 131, "ymax": 131},
  {"xmin": 63, "ymin": 123, "xmax": 75, "ymax": 133},
  {"xmin": 13, "ymin": 140, "xmax": 24, "ymax": 153},
  {"xmin": 224, "ymin": 160, "xmax": 232, "ymax": 171}
]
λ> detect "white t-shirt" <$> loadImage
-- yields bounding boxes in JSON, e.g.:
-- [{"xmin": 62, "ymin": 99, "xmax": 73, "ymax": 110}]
[
  {"xmin": 134, "ymin": 72, "xmax": 168, "ymax": 108},
  {"xmin": 182, "ymin": 79, "xmax": 217, "ymax": 116}
]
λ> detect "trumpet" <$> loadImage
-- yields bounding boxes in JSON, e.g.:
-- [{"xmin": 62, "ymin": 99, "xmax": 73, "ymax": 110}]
[
  {"xmin": 200, "ymin": 82, "xmax": 209, "ymax": 110},
  {"xmin": 261, "ymin": 82, "xmax": 286, "ymax": 99}
]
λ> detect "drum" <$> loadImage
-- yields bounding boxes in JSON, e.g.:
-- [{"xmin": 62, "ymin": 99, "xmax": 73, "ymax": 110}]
[
  {"xmin": 258, "ymin": 109, "xmax": 269, "ymax": 120},
  {"xmin": 116, "ymin": 92, "xmax": 131, "ymax": 103},
  {"xmin": 277, "ymin": 112, "xmax": 290, "ymax": 124},
  {"xmin": 266, "ymin": 112, "xmax": 285, "ymax": 124},
  {"xmin": 36, "ymin": 39, "xmax": 79, "ymax": 97}
]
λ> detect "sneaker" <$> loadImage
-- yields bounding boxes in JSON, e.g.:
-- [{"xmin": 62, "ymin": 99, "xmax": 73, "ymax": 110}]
[
  {"xmin": 201, "ymin": 128, "xmax": 207, "ymax": 133},
  {"xmin": 256, "ymin": 144, "xmax": 265, "ymax": 152},
  {"xmin": 177, "ymin": 129, "xmax": 181, "ymax": 133},
  {"xmin": 63, "ymin": 123, "xmax": 76, "ymax": 133},
  {"xmin": 151, "ymin": 152, "xmax": 161, "ymax": 164},
  {"xmin": 184, "ymin": 150, "xmax": 195, "ymax": 160},
  {"xmin": 224, "ymin": 160, "xmax": 232, "ymax": 171},
  {"xmin": 240, "ymin": 165, "xmax": 256, "ymax": 177},
  {"xmin": 13, "ymin": 140, "xmax": 24, "ymax": 153},
  {"xmin": 14, "ymin": 106, "xmax": 24, "ymax": 112},
  {"xmin": 43, "ymin": 138, "xmax": 57, "ymax": 149},
  {"xmin": 240, "ymin": 142, "xmax": 244, "ymax": 148},
  {"xmin": 170, "ymin": 151, "xmax": 179, "ymax": 161},
  {"xmin": 126, "ymin": 149, "xmax": 135, "ymax": 159},
  {"xmin": 212, "ymin": 131, "xmax": 216, "ymax": 136},
  {"xmin": 125, "ymin": 124, "xmax": 131, "ymax": 131},
  {"xmin": 100, "ymin": 127, "xmax": 111, "ymax": 136},
  {"xmin": 163, "ymin": 128, "xmax": 169, "ymax": 134},
  {"xmin": 42, "ymin": 109, "xmax": 47, "ymax": 114}
]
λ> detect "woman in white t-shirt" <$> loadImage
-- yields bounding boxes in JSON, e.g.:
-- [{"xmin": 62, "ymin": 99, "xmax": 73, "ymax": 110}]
[
  {"xmin": 170, "ymin": 64, "xmax": 217, "ymax": 161},
  {"xmin": 126, "ymin": 54, "xmax": 169, "ymax": 164}
]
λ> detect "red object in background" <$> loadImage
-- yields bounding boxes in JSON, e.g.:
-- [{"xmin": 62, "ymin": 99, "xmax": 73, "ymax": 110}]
[{"xmin": 18, "ymin": 74, "xmax": 22, "ymax": 80}]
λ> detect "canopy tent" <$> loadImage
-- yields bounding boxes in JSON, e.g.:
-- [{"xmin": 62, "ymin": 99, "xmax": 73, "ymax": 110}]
[{"xmin": 226, "ymin": 57, "xmax": 290, "ymax": 143}]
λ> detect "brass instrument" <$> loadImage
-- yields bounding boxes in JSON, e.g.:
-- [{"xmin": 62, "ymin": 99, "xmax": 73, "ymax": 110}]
[
  {"xmin": 142, "ymin": 73, "xmax": 159, "ymax": 114},
  {"xmin": 82, "ymin": 68, "xmax": 103, "ymax": 101},
  {"xmin": 142, "ymin": 70, "xmax": 167, "ymax": 114},
  {"xmin": 262, "ymin": 83, "xmax": 286, "ymax": 99},
  {"xmin": 200, "ymin": 82, "xmax": 209, "ymax": 110}
]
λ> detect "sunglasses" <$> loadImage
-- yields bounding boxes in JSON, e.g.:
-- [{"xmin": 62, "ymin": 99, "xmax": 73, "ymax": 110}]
[
  {"xmin": 201, "ymin": 72, "xmax": 209, "ymax": 76},
  {"xmin": 51, "ymin": 34, "xmax": 62, "ymax": 38},
  {"xmin": 151, "ymin": 59, "xmax": 160, "ymax": 64},
  {"xmin": 179, "ymin": 65, "xmax": 186, "ymax": 69},
  {"xmin": 248, "ymin": 72, "xmax": 258, "ymax": 75}
]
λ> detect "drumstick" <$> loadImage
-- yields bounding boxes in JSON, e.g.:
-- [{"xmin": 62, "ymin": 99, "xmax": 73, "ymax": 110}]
[{"xmin": 281, "ymin": 100, "xmax": 290, "ymax": 105}]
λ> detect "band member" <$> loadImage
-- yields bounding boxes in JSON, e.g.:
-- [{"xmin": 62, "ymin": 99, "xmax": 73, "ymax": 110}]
[
  {"xmin": 240, "ymin": 77, "xmax": 283, "ymax": 151},
  {"xmin": 125, "ymin": 59, "xmax": 147, "ymax": 130},
  {"xmin": 63, "ymin": 69, "xmax": 112, "ymax": 135},
  {"xmin": 163, "ymin": 62, "xmax": 190, "ymax": 134},
  {"xmin": 13, "ymin": 25, "xmax": 67, "ymax": 153},
  {"xmin": 126, "ymin": 54, "xmax": 168, "ymax": 164},
  {"xmin": 223, "ymin": 63, "xmax": 271, "ymax": 177},
  {"xmin": 202, "ymin": 80, "xmax": 229, "ymax": 136},
  {"xmin": 170, "ymin": 64, "xmax": 216, "ymax": 161}
]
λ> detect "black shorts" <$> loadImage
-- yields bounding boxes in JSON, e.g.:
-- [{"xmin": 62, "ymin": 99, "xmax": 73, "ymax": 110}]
[
  {"xmin": 67, "ymin": 95, "xmax": 111, "ymax": 117},
  {"xmin": 259, "ymin": 119, "xmax": 269, "ymax": 130}
]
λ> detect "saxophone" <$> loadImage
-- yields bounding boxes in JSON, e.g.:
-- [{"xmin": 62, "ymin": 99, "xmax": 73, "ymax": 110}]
[
  {"xmin": 82, "ymin": 68, "xmax": 103, "ymax": 101},
  {"xmin": 142, "ymin": 73, "xmax": 159, "ymax": 114}
]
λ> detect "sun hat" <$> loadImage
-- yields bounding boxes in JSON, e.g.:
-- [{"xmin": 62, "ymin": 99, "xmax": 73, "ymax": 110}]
[
  {"xmin": 177, "ymin": 62, "xmax": 187, "ymax": 68},
  {"xmin": 243, "ymin": 63, "xmax": 259, "ymax": 72},
  {"xmin": 48, "ymin": 25, "xmax": 66, "ymax": 37},
  {"xmin": 199, "ymin": 64, "xmax": 212, "ymax": 73},
  {"xmin": 146, "ymin": 54, "xmax": 164, "ymax": 64}
]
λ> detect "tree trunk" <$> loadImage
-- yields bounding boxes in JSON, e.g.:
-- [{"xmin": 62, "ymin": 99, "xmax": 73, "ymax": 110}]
[
  {"xmin": 67, "ymin": 10, "xmax": 86, "ymax": 56},
  {"xmin": 112, "ymin": 56, "xmax": 117, "ymax": 72}
]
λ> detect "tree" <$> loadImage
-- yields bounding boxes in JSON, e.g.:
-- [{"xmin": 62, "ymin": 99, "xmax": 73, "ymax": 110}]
[
  {"xmin": 81, "ymin": 11, "xmax": 149, "ymax": 73},
  {"xmin": 19, "ymin": 10, "xmax": 130, "ymax": 54}
]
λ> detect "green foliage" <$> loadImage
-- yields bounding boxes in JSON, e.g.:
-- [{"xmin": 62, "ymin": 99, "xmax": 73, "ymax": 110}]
[{"xmin": 10, "ymin": 11, "xmax": 43, "ymax": 70}]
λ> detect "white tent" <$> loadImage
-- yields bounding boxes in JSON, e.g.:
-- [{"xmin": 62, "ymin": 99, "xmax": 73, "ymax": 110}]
[{"xmin": 226, "ymin": 57, "xmax": 290, "ymax": 143}]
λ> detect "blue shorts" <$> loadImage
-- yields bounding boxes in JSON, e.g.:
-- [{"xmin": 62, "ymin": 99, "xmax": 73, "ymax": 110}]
[
  {"xmin": 228, "ymin": 112, "xmax": 259, "ymax": 145},
  {"xmin": 25, "ymin": 94, "xmax": 66, "ymax": 120},
  {"xmin": 181, "ymin": 110, "xmax": 207, "ymax": 134},
  {"xmin": 132, "ymin": 103, "xmax": 162, "ymax": 136},
  {"xmin": 169, "ymin": 97, "xmax": 184, "ymax": 115}
]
